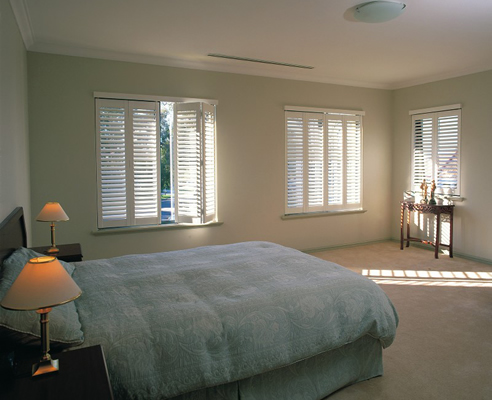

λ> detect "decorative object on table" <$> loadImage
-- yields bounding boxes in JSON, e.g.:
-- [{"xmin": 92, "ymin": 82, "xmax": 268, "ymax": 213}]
[
  {"xmin": 435, "ymin": 187, "xmax": 444, "ymax": 205},
  {"xmin": 36, "ymin": 202, "xmax": 69, "ymax": 254},
  {"xmin": 429, "ymin": 180, "xmax": 437, "ymax": 205},
  {"xmin": 0, "ymin": 256, "xmax": 82, "ymax": 376},
  {"xmin": 403, "ymin": 190, "xmax": 415, "ymax": 202},
  {"xmin": 419, "ymin": 179, "xmax": 428, "ymax": 203}
]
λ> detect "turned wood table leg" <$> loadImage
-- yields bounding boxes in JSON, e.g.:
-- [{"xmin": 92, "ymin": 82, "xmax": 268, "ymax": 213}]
[
  {"xmin": 406, "ymin": 206, "xmax": 411, "ymax": 248},
  {"xmin": 400, "ymin": 203, "xmax": 404, "ymax": 250}
]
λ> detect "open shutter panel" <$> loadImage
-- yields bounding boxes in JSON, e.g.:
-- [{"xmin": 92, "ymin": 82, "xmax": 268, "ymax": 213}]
[
  {"xmin": 285, "ymin": 112, "xmax": 304, "ymax": 214},
  {"xmin": 412, "ymin": 114, "xmax": 434, "ymax": 191},
  {"xmin": 305, "ymin": 113, "xmax": 325, "ymax": 212},
  {"xmin": 130, "ymin": 101, "xmax": 160, "ymax": 226},
  {"xmin": 96, "ymin": 99, "xmax": 129, "ymax": 228},
  {"xmin": 345, "ymin": 116, "xmax": 362, "ymax": 207},
  {"xmin": 174, "ymin": 103, "xmax": 203, "ymax": 224},
  {"xmin": 326, "ymin": 116, "xmax": 344, "ymax": 207},
  {"xmin": 202, "ymin": 103, "xmax": 217, "ymax": 223},
  {"xmin": 436, "ymin": 110, "xmax": 460, "ymax": 192}
]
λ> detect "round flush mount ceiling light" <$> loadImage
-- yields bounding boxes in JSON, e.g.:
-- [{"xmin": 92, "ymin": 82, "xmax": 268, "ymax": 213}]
[{"xmin": 354, "ymin": 1, "xmax": 406, "ymax": 23}]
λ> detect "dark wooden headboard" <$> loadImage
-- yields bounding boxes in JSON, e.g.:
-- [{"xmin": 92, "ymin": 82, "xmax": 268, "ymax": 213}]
[{"xmin": 0, "ymin": 207, "xmax": 27, "ymax": 265}]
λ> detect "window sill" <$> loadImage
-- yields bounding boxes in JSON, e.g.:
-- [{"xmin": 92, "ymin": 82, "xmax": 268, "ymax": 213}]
[
  {"xmin": 92, "ymin": 221, "xmax": 223, "ymax": 236},
  {"xmin": 281, "ymin": 209, "xmax": 367, "ymax": 220},
  {"xmin": 442, "ymin": 195, "xmax": 465, "ymax": 202}
]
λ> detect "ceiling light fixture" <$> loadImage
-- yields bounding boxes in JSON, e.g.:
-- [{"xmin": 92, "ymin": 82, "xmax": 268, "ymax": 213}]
[
  {"xmin": 208, "ymin": 54, "xmax": 314, "ymax": 70},
  {"xmin": 354, "ymin": 1, "xmax": 406, "ymax": 23}
]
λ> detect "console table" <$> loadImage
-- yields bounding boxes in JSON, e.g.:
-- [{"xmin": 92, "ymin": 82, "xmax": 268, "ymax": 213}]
[{"xmin": 400, "ymin": 201, "xmax": 454, "ymax": 259}]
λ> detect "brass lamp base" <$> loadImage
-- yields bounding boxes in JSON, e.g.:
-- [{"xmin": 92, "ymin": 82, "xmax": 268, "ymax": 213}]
[
  {"xmin": 32, "ymin": 308, "xmax": 59, "ymax": 377},
  {"xmin": 47, "ymin": 222, "xmax": 59, "ymax": 254},
  {"xmin": 32, "ymin": 358, "xmax": 59, "ymax": 376},
  {"xmin": 46, "ymin": 246, "xmax": 59, "ymax": 254}
]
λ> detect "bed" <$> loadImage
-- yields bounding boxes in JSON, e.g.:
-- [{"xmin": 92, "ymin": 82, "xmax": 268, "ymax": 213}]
[{"xmin": 0, "ymin": 207, "xmax": 398, "ymax": 399}]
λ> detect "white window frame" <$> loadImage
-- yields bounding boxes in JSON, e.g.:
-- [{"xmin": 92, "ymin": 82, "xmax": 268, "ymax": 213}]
[
  {"xmin": 284, "ymin": 106, "xmax": 364, "ymax": 215},
  {"xmin": 95, "ymin": 93, "xmax": 217, "ymax": 229},
  {"xmin": 410, "ymin": 104, "xmax": 461, "ymax": 195}
]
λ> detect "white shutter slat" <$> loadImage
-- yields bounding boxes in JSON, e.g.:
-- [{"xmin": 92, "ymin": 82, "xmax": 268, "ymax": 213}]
[{"xmin": 96, "ymin": 99, "xmax": 128, "ymax": 228}]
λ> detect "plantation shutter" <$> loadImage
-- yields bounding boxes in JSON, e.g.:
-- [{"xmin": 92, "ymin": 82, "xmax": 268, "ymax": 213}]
[
  {"xmin": 202, "ymin": 103, "xmax": 217, "ymax": 223},
  {"xmin": 436, "ymin": 111, "xmax": 460, "ymax": 191},
  {"xmin": 345, "ymin": 116, "xmax": 362, "ymax": 207},
  {"xmin": 96, "ymin": 99, "xmax": 160, "ymax": 228},
  {"xmin": 326, "ymin": 116, "xmax": 344, "ymax": 207},
  {"xmin": 285, "ymin": 112, "xmax": 304, "ymax": 213},
  {"xmin": 97, "ymin": 99, "xmax": 128, "ymax": 228},
  {"xmin": 130, "ymin": 101, "xmax": 161, "ymax": 226},
  {"xmin": 305, "ymin": 113, "xmax": 325, "ymax": 212},
  {"xmin": 174, "ymin": 102, "xmax": 216, "ymax": 224},
  {"xmin": 411, "ymin": 107, "xmax": 460, "ymax": 193},
  {"xmin": 285, "ymin": 110, "xmax": 363, "ymax": 214},
  {"xmin": 412, "ymin": 113, "xmax": 434, "ymax": 190}
]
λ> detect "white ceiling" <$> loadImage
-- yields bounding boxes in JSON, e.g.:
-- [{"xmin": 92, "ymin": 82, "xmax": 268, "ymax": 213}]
[{"xmin": 10, "ymin": 0, "xmax": 492, "ymax": 89}]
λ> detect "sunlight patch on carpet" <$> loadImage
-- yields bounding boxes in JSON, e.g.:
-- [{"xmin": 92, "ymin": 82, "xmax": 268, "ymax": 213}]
[{"xmin": 362, "ymin": 269, "xmax": 492, "ymax": 287}]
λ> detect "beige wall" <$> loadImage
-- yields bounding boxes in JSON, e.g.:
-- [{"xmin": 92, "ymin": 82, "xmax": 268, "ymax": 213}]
[
  {"xmin": 0, "ymin": 0, "xmax": 31, "ymax": 238},
  {"xmin": 27, "ymin": 53, "xmax": 393, "ymax": 260},
  {"xmin": 392, "ymin": 70, "xmax": 492, "ymax": 261},
  {"xmin": 9, "ymin": 28, "xmax": 492, "ymax": 262}
]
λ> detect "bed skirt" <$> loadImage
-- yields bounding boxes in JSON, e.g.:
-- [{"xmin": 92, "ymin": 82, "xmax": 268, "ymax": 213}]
[{"xmin": 170, "ymin": 334, "xmax": 382, "ymax": 400}]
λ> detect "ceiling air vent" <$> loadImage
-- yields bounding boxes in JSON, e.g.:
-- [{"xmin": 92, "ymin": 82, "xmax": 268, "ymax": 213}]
[{"xmin": 208, "ymin": 54, "xmax": 314, "ymax": 70}]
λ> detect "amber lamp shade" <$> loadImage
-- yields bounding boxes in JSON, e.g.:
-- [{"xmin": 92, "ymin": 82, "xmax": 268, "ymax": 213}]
[{"xmin": 1, "ymin": 256, "xmax": 82, "ymax": 376}]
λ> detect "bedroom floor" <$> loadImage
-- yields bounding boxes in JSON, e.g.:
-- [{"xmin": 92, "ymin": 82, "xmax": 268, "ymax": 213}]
[{"xmin": 312, "ymin": 241, "xmax": 492, "ymax": 400}]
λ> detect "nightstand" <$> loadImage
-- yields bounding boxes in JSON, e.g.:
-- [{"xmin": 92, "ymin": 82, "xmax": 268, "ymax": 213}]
[
  {"xmin": 0, "ymin": 345, "xmax": 113, "ymax": 400},
  {"xmin": 30, "ymin": 243, "xmax": 83, "ymax": 262}
]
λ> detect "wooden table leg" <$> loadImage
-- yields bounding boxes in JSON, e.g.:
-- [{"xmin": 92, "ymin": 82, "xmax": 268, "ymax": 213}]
[
  {"xmin": 449, "ymin": 209, "xmax": 454, "ymax": 258},
  {"xmin": 400, "ymin": 203, "xmax": 404, "ymax": 250},
  {"xmin": 435, "ymin": 212, "xmax": 440, "ymax": 259},
  {"xmin": 406, "ymin": 207, "xmax": 411, "ymax": 248}
]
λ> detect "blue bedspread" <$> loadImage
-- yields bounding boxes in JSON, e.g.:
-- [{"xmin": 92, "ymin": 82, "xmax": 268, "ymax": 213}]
[{"xmin": 73, "ymin": 242, "xmax": 398, "ymax": 399}]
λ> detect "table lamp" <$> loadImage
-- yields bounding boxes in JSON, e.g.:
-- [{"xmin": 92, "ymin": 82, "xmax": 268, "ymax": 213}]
[
  {"xmin": 36, "ymin": 202, "xmax": 69, "ymax": 254},
  {"xmin": 0, "ymin": 256, "xmax": 82, "ymax": 376}
]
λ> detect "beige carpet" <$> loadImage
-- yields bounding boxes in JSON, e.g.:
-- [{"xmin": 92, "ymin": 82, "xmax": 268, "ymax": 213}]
[{"xmin": 310, "ymin": 241, "xmax": 492, "ymax": 400}]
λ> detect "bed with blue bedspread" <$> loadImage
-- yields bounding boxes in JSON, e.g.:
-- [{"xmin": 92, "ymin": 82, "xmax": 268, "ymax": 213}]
[
  {"xmin": 74, "ymin": 241, "xmax": 398, "ymax": 399},
  {"xmin": 0, "ymin": 208, "xmax": 398, "ymax": 399}
]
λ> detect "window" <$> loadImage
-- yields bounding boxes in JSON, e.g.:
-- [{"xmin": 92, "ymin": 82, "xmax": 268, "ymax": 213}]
[
  {"xmin": 285, "ymin": 106, "xmax": 364, "ymax": 215},
  {"xmin": 411, "ymin": 105, "xmax": 461, "ymax": 194},
  {"xmin": 96, "ymin": 95, "xmax": 217, "ymax": 229}
]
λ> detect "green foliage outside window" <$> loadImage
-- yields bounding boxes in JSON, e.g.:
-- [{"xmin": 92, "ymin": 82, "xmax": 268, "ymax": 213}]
[{"xmin": 160, "ymin": 102, "xmax": 173, "ymax": 193}]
